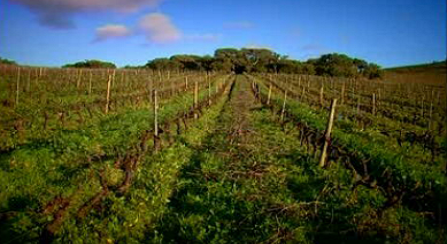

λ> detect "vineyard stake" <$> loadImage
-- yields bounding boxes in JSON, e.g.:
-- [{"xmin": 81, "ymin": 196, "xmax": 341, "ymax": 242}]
[
  {"xmin": 377, "ymin": 88, "xmax": 381, "ymax": 106},
  {"xmin": 299, "ymin": 86, "xmax": 304, "ymax": 101},
  {"xmin": 158, "ymin": 70, "xmax": 162, "ymax": 84},
  {"xmin": 208, "ymin": 75, "xmax": 211, "ymax": 105},
  {"xmin": 319, "ymin": 85, "xmax": 324, "ymax": 106},
  {"xmin": 194, "ymin": 80, "xmax": 198, "ymax": 119},
  {"xmin": 76, "ymin": 69, "xmax": 82, "ymax": 88},
  {"xmin": 112, "ymin": 69, "xmax": 116, "ymax": 88},
  {"xmin": 319, "ymin": 99, "xmax": 337, "ymax": 168},
  {"xmin": 372, "ymin": 93, "xmax": 376, "ymax": 115},
  {"xmin": 429, "ymin": 101, "xmax": 433, "ymax": 130},
  {"xmin": 105, "ymin": 75, "xmax": 111, "ymax": 114},
  {"xmin": 280, "ymin": 90, "xmax": 288, "ymax": 122},
  {"xmin": 185, "ymin": 76, "xmax": 188, "ymax": 91},
  {"xmin": 154, "ymin": 90, "xmax": 159, "ymax": 137},
  {"xmin": 88, "ymin": 70, "xmax": 93, "ymax": 95},
  {"xmin": 15, "ymin": 67, "xmax": 21, "ymax": 107},
  {"xmin": 267, "ymin": 84, "xmax": 272, "ymax": 105},
  {"xmin": 27, "ymin": 69, "xmax": 31, "ymax": 92},
  {"xmin": 149, "ymin": 78, "xmax": 153, "ymax": 103},
  {"xmin": 356, "ymin": 96, "xmax": 360, "ymax": 114},
  {"xmin": 171, "ymin": 76, "xmax": 175, "ymax": 96},
  {"xmin": 421, "ymin": 95, "xmax": 425, "ymax": 118},
  {"xmin": 341, "ymin": 83, "xmax": 345, "ymax": 105}
]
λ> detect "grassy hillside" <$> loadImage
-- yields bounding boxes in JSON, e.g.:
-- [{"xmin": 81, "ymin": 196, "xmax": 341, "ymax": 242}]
[{"xmin": 384, "ymin": 61, "xmax": 446, "ymax": 85}]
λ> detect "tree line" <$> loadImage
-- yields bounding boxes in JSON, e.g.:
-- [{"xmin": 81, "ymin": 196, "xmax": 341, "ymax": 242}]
[
  {"xmin": 0, "ymin": 57, "xmax": 18, "ymax": 66},
  {"xmin": 62, "ymin": 60, "xmax": 117, "ymax": 69},
  {"xmin": 2, "ymin": 48, "xmax": 385, "ymax": 79},
  {"xmin": 142, "ymin": 48, "xmax": 383, "ymax": 79}
]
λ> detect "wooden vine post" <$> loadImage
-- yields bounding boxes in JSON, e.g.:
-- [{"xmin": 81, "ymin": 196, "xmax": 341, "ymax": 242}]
[
  {"xmin": 341, "ymin": 83, "xmax": 345, "ymax": 105},
  {"xmin": 88, "ymin": 70, "xmax": 93, "ymax": 95},
  {"xmin": 301, "ymin": 86, "xmax": 305, "ymax": 101},
  {"xmin": 149, "ymin": 78, "xmax": 153, "ymax": 103},
  {"xmin": 208, "ymin": 74, "xmax": 211, "ymax": 106},
  {"xmin": 158, "ymin": 70, "xmax": 162, "ymax": 84},
  {"xmin": 319, "ymin": 85, "xmax": 324, "ymax": 106},
  {"xmin": 27, "ymin": 69, "xmax": 31, "ymax": 92},
  {"xmin": 194, "ymin": 80, "xmax": 199, "ymax": 119},
  {"xmin": 429, "ymin": 100, "xmax": 434, "ymax": 130},
  {"xmin": 267, "ymin": 84, "xmax": 272, "ymax": 105},
  {"xmin": 154, "ymin": 90, "xmax": 159, "ymax": 138},
  {"xmin": 421, "ymin": 95, "xmax": 425, "ymax": 117},
  {"xmin": 171, "ymin": 76, "xmax": 175, "ymax": 96},
  {"xmin": 372, "ymin": 93, "xmax": 376, "ymax": 115},
  {"xmin": 319, "ymin": 99, "xmax": 338, "ymax": 168},
  {"xmin": 377, "ymin": 88, "xmax": 381, "ymax": 106},
  {"xmin": 15, "ymin": 67, "xmax": 21, "ymax": 107},
  {"xmin": 356, "ymin": 95, "xmax": 361, "ymax": 114},
  {"xmin": 105, "ymin": 75, "xmax": 111, "ymax": 114},
  {"xmin": 185, "ymin": 76, "xmax": 188, "ymax": 91},
  {"xmin": 76, "ymin": 69, "xmax": 82, "ymax": 89},
  {"xmin": 280, "ymin": 90, "xmax": 288, "ymax": 122},
  {"xmin": 111, "ymin": 69, "xmax": 116, "ymax": 88},
  {"xmin": 153, "ymin": 90, "xmax": 160, "ymax": 152}
]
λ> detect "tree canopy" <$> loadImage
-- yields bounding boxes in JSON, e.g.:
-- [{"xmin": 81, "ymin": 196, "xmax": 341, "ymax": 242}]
[
  {"xmin": 0, "ymin": 57, "xmax": 17, "ymax": 66},
  {"xmin": 63, "ymin": 60, "xmax": 116, "ymax": 69},
  {"xmin": 143, "ymin": 48, "xmax": 383, "ymax": 79}
]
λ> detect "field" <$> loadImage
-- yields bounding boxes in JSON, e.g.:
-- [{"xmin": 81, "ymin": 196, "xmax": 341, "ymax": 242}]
[
  {"xmin": 384, "ymin": 61, "xmax": 447, "ymax": 85},
  {"xmin": 0, "ymin": 65, "xmax": 446, "ymax": 243}
]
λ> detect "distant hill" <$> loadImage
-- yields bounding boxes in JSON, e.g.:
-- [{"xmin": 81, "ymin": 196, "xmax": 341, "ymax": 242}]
[
  {"xmin": 385, "ymin": 61, "xmax": 446, "ymax": 73},
  {"xmin": 384, "ymin": 61, "xmax": 446, "ymax": 85}
]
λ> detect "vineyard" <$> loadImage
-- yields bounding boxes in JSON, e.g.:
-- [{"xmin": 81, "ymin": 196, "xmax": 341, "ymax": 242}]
[{"xmin": 0, "ymin": 65, "xmax": 446, "ymax": 243}]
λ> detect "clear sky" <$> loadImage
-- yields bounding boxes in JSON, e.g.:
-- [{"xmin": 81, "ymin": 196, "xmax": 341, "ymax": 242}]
[{"xmin": 0, "ymin": 0, "xmax": 445, "ymax": 68}]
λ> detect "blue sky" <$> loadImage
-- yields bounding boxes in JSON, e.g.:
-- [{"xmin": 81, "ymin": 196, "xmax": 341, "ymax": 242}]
[{"xmin": 0, "ymin": 0, "xmax": 445, "ymax": 67}]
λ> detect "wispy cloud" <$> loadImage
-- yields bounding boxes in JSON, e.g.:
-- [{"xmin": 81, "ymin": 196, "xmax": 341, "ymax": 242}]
[
  {"xmin": 224, "ymin": 21, "xmax": 254, "ymax": 29},
  {"xmin": 11, "ymin": 0, "xmax": 165, "ymax": 29},
  {"xmin": 244, "ymin": 44, "xmax": 273, "ymax": 50},
  {"xmin": 94, "ymin": 24, "xmax": 132, "ymax": 42},
  {"xmin": 139, "ymin": 13, "xmax": 182, "ymax": 43}
]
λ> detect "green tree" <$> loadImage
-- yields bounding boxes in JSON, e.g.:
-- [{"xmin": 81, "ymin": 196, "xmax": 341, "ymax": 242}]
[
  {"xmin": 63, "ymin": 60, "xmax": 116, "ymax": 69},
  {"xmin": 0, "ymin": 57, "xmax": 18, "ymax": 65}
]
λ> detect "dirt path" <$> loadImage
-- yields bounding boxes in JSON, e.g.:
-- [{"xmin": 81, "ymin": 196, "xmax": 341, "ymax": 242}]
[{"xmin": 149, "ymin": 75, "xmax": 322, "ymax": 243}]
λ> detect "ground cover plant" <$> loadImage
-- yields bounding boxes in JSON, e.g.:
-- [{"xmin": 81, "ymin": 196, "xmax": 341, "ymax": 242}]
[{"xmin": 0, "ymin": 57, "xmax": 446, "ymax": 243}]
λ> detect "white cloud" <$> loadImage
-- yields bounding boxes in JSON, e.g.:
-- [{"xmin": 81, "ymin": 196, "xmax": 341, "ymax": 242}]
[
  {"xmin": 95, "ymin": 24, "xmax": 132, "ymax": 42},
  {"xmin": 139, "ymin": 13, "xmax": 181, "ymax": 43},
  {"xmin": 244, "ymin": 44, "xmax": 273, "ymax": 50},
  {"xmin": 11, "ymin": 0, "xmax": 165, "ymax": 28}
]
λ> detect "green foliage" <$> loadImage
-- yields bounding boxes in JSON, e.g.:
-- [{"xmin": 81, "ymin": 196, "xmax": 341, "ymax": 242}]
[
  {"xmin": 314, "ymin": 53, "xmax": 383, "ymax": 78},
  {"xmin": 63, "ymin": 59, "xmax": 116, "ymax": 69},
  {"xmin": 385, "ymin": 60, "xmax": 446, "ymax": 72},
  {"xmin": 144, "ymin": 49, "xmax": 382, "ymax": 79},
  {"xmin": 0, "ymin": 57, "xmax": 18, "ymax": 65}
]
